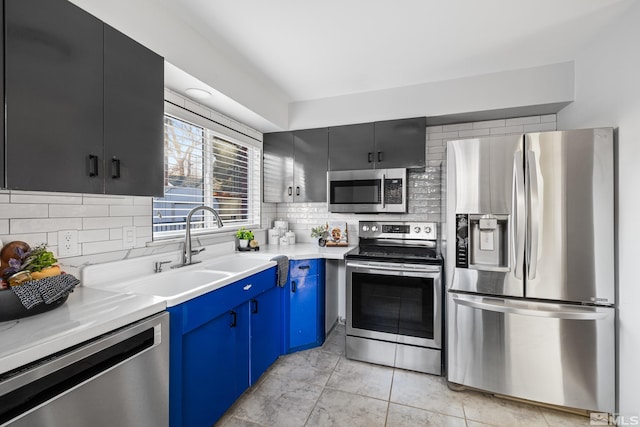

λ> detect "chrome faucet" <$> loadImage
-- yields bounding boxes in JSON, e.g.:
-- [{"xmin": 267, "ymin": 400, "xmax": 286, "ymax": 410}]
[{"xmin": 172, "ymin": 205, "xmax": 224, "ymax": 268}]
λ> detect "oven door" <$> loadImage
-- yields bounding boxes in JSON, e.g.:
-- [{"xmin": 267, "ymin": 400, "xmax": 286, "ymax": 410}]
[{"xmin": 346, "ymin": 260, "xmax": 442, "ymax": 349}]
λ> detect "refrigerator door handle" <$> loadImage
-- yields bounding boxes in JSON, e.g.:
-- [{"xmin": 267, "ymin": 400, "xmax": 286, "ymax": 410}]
[
  {"xmin": 527, "ymin": 150, "xmax": 540, "ymax": 280},
  {"xmin": 452, "ymin": 296, "xmax": 608, "ymax": 320},
  {"xmin": 513, "ymin": 151, "xmax": 525, "ymax": 279}
]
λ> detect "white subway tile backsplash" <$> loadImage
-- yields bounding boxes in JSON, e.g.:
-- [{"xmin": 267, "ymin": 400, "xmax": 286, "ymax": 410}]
[
  {"xmin": 83, "ymin": 217, "xmax": 133, "ymax": 230},
  {"xmin": 473, "ymin": 119, "xmax": 506, "ymax": 129},
  {"xmin": 110, "ymin": 227, "xmax": 123, "ymax": 240},
  {"xmin": 133, "ymin": 197, "xmax": 153, "ymax": 206},
  {"xmin": 134, "ymin": 216, "xmax": 152, "ymax": 227},
  {"xmin": 82, "ymin": 240, "xmax": 127, "ymax": 255},
  {"xmin": 458, "ymin": 128, "xmax": 491, "ymax": 138},
  {"xmin": 506, "ymin": 116, "xmax": 540, "ymax": 126},
  {"xmin": 79, "ymin": 229, "xmax": 110, "ymax": 243},
  {"xmin": 426, "ymin": 126, "xmax": 443, "ymax": 134},
  {"xmin": 541, "ymin": 114, "xmax": 557, "ymax": 123},
  {"xmin": 429, "ymin": 131, "xmax": 459, "ymax": 140},
  {"xmin": 0, "ymin": 204, "xmax": 48, "ymax": 219},
  {"xmin": 11, "ymin": 192, "xmax": 82, "ymax": 205},
  {"xmin": 83, "ymin": 195, "xmax": 134, "ymax": 205},
  {"xmin": 47, "ymin": 232, "xmax": 58, "ymax": 246},
  {"xmin": 503, "ymin": 125, "xmax": 525, "ymax": 134},
  {"xmin": 0, "ymin": 194, "xmax": 10, "ymax": 203},
  {"xmin": 49, "ymin": 204, "xmax": 108, "ymax": 218},
  {"xmin": 109, "ymin": 205, "xmax": 151, "ymax": 217},
  {"xmin": 443, "ymin": 123, "xmax": 472, "ymax": 132},
  {"xmin": 0, "ymin": 220, "xmax": 9, "ymax": 235},
  {"xmin": 0, "ymin": 233, "xmax": 49, "ymax": 247},
  {"xmin": 11, "ymin": 218, "xmax": 82, "ymax": 234}
]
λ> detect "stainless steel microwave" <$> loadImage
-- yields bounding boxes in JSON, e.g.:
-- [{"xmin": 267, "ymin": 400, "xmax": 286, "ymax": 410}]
[{"xmin": 327, "ymin": 168, "xmax": 407, "ymax": 213}]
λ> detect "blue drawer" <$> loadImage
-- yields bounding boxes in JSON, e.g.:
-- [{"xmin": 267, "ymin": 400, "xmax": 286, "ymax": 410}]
[
  {"xmin": 289, "ymin": 259, "xmax": 319, "ymax": 277},
  {"xmin": 177, "ymin": 267, "xmax": 277, "ymax": 334}
]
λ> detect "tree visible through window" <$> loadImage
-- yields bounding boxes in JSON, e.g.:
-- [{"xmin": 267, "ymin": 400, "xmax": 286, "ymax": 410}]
[{"xmin": 153, "ymin": 114, "xmax": 260, "ymax": 239}]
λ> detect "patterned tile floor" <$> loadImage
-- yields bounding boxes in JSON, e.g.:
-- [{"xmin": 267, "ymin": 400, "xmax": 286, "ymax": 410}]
[{"xmin": 216, "ymin": 325, "xmax": 592, "ymax": 427}]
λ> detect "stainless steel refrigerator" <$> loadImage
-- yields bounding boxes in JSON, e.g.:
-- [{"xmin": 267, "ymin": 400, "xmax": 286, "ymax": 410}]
[{"xmin": 446, "ymin": 128, "xmax": 615, "ymax": 413}]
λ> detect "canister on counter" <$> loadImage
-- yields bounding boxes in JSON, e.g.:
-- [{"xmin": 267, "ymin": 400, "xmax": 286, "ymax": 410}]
[
  {"xmin": 268, "ymin": 228, "xmax": 280, "ymax": 245},
  {"xmin": 285, "ymin": 230, "xmax": 296, "ymax": 245},
  {"xmin": 279, "ymin": 235, "xmax": 289, "ymax": 246}
]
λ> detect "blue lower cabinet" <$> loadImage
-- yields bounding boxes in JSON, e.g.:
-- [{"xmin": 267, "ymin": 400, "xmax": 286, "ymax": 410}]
[
  {"xmin": 168, "ymin": 267, "xmax": 279, "ymax": 427},
  {"xmin": 249, "ymin": 285, "xmax": 282, "ymax": 384},
  {"xmin": 182, "ymin": 304, "xmax": 249, "ymax": 426},
  {"xmin": 284, "ymin": 259, "xmax": 325, "ymax": 353}
]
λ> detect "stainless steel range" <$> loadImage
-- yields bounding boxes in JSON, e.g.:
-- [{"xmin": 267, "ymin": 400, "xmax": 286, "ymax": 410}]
[{"xmin": 345, "ymin": 221, "xmax": 443, "ymax": 375}]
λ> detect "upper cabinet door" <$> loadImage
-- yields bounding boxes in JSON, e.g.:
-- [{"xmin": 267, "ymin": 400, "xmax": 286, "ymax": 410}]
[
  {"xmin": 5, "ymin": 0, "xmax": 104, "ymax": 193},
  {"xmin": 293, "ymin": 128, "xmax": 328, "ymax": 202},
  {"xmin": 328, "ymin": 123, "xmax": 375, "ymax": 170},
  {"xmin": 104, "ymin": 25, "xmax": 164, "ymax": 196},
  {"xmin": 263, "ymin": 132, "xmax": 294, "ymax": 203},
  {"xmin": 374, "ymin": 117, "xmax": 426, "ymax": 169}
]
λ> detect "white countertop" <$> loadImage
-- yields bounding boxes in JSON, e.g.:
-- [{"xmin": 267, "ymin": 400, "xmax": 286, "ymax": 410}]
[
  {"xmin": 0, "ymin": 287, "xmax": 165, "ymax": 376},
  {"xmin": 0, "ymin": 242, "xmax": 353, "ymax": 376}
]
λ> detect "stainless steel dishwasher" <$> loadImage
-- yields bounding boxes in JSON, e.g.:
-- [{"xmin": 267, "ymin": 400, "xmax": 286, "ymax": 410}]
[{"xmin": 0, "ymin": 312, "xmax": 169, "ymax": 427}]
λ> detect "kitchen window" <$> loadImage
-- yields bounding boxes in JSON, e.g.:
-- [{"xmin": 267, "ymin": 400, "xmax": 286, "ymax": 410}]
[{"xmin": 152, "ymin": 111, "xmax": 260, "ymax": 240}]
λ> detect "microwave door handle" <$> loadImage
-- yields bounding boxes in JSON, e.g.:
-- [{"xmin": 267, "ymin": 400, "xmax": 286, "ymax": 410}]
[{"xmin": 381, "ymin": 174, "xmax": 386, "ymax": 208}]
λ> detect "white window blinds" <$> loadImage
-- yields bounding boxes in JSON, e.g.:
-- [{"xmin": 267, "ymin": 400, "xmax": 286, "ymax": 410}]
[{"xmin": 153, "ymin": 114, "xmax": 260, "ymax": 239}]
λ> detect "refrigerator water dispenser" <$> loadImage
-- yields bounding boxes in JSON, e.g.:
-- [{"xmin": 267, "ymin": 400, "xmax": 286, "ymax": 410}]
[{"xmin": 456, "ymin": 214, "xmax": 509, "ymax": 270}]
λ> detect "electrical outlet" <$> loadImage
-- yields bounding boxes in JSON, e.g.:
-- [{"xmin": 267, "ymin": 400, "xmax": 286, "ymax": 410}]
[
  {"xmin": 58, "ymin": 230, "xmax": 79, "ymax": 257},
  {"xmin": 123, "ymin": 226, "xmax": 136, "ymax": 249}
]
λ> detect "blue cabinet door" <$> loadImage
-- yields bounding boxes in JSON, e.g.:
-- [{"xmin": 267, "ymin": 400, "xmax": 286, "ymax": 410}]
[
  {"xmin": 286, "ymin": 259, "xmax": 325, "ymax": 353},
  {"xmin": 249, "ymin": 285, "xmax": 282, "ymax": 384},
  {"xmin": 182, "ymin": 303, "xmax": 250, "ymax": 427},
  {"xmin": 289, "ymin": 274, "xmax": 318, "ymax": 350}
]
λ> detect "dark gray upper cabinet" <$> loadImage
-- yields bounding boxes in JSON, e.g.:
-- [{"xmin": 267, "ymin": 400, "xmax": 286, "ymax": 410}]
[
  {"xmin": 5, "ymin": 0, "xmax": 105, "ymax": 193},
  {"xmin": 263, "ymin": 132, "xmax": 294, "ymax": 203},
  {"xmin": 263, "ymin": 128, "xmax": 328, "ymax": 203},
  {"xmin": 293, "ymin": 128, "xmax": 329, "ymax": 202},
  {"xmin": 328, "ymin": 118, "xmax": 426, "ymax": 170},
  {"xmin": 3, "ymin": 0, "xmax": 164, "ymax": 196},
  {"xmin": 328, "ymin": 123, "xmax": 375, "ymax": 170},
  {"xmin": 104, "ymin": 25, "xmax": 164, "ymax": 196},
  {"xmin": 374, "ymin": 117, "xmax": 426, "ymax": 169}
]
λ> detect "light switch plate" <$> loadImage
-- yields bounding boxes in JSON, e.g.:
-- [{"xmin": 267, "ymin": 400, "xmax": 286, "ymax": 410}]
[
  {"xmin": 58, "ymin": 230, "xmax": 79, "ymax": 257},
  {"xmin": 123, "ymin": 226, "xmax": 136, "ymax": 249}
]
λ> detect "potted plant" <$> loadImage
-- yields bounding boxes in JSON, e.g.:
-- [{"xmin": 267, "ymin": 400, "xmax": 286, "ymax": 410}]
[
  {"xmin": 235, "ymin": 227, "xmax": 254, "ymax": 248},
  {"xmin": 311, "ymin": 224, "xmax": 328, "ymax": 247}
]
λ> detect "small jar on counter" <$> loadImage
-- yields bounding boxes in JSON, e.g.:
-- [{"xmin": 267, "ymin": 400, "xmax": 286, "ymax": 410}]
[{"xmin": 285, "ymin": 230, "xmax": 296, "ymax": 245}]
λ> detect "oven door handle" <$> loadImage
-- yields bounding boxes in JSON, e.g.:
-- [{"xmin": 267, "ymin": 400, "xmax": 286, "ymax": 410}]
[{"xmin": 347, "ymin": 261, "xmax": 441, "ymax": 274}]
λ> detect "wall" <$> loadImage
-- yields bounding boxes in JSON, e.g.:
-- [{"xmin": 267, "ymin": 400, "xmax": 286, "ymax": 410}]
[
  {"xmin": 269, "ymin": 114, "xmax": 556, "ymax": 243},
  {"xmin": 556, "ymin": 0, "xmax": 640, "ymax": 415},
  {"xmin": 289, "ymin": 62, "xmax": 572, "ymax": 130}
]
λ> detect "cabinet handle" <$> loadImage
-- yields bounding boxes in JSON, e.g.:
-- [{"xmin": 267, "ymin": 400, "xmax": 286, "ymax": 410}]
[
  {"xmin": 367, "ymin": 152, "xmax": 373, "ymax": 163},
  {"xmin": 377, "ymin": 151, "xmax": 382, "ymax": 162},
  {"xmin": 296, "ymin": 186, "xmax": 300, "ymax": 196},
  {"xmin": 288, "ymin": 186, "xmax": 293, "ymax": 196},
  {"xmin": 111, "ymin": 158, "xmax": 121, "ymax": 179},
  {"xmin": 251, "ymin": 299, "xmax": 258, "ymax": 314},
  {"xmin": 291, "ymin": 280, "xmax": 297, "ymax": 293},
  {"xmin": 88, "ymin": 155, "xmax": 99, "ymax": 177},
  {"xmin": 230, "ymin": 310, "xmax": 237, "ymax": 327},
  {"xmin": 298, "ymin": 265, "xmax": 310, "ymax": 270}
]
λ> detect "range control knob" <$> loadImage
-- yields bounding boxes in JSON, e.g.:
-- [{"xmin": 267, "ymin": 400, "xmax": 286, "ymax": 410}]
[
  {"xmin": 425, "ymin": 226, "xmax": 432, "ymax": 234},
  {"xmin": 362, "ymin": 225, "xmax": 370, "ymax": 232},
  {"xmin": 371, "ymin": 225, "xmax": 379, "ymax": 232},
  {"xmin": 414, "ymin": 226, "xmax": 421, "ymax": 234}
]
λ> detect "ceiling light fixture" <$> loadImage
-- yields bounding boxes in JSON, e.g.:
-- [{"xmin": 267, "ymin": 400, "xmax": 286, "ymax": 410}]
[{"xmin": 185, "ymin": 87, "xmax": 212, "ymax": 99}]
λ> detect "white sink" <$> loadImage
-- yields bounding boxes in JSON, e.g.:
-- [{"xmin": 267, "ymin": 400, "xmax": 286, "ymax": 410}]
[
  {"xmin": 124, "ymin": 269, "xmax": 233, "ymax": 298},
  {"xmin": 201, "ymin": 255, "xmax": 276, "ymax": 274}
]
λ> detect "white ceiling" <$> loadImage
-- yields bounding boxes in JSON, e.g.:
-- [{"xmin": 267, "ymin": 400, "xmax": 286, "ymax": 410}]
[
  {"xmin": 163, "ymin": 0, "xmax": 628, "ymax": 101},
  {"xmin": 160, "ymin": 0, "xmax": 631, "ymax": 131}
]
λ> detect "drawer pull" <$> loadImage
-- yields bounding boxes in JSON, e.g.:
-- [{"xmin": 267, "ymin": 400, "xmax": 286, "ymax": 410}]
[
  {"xmin": 291, "ymin": 280, "xmax": 297, "ymax": 293},
  {"xmin": 230, "ymin": 310, "xmax": 237, "ymax": 327},
  {"xmin": 243, "ymin": 284, "xmax": 252, "ymax": 291},
  {"xmin": 298, "ymin": 265, "xmax": 310, "ymax": 270}
]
